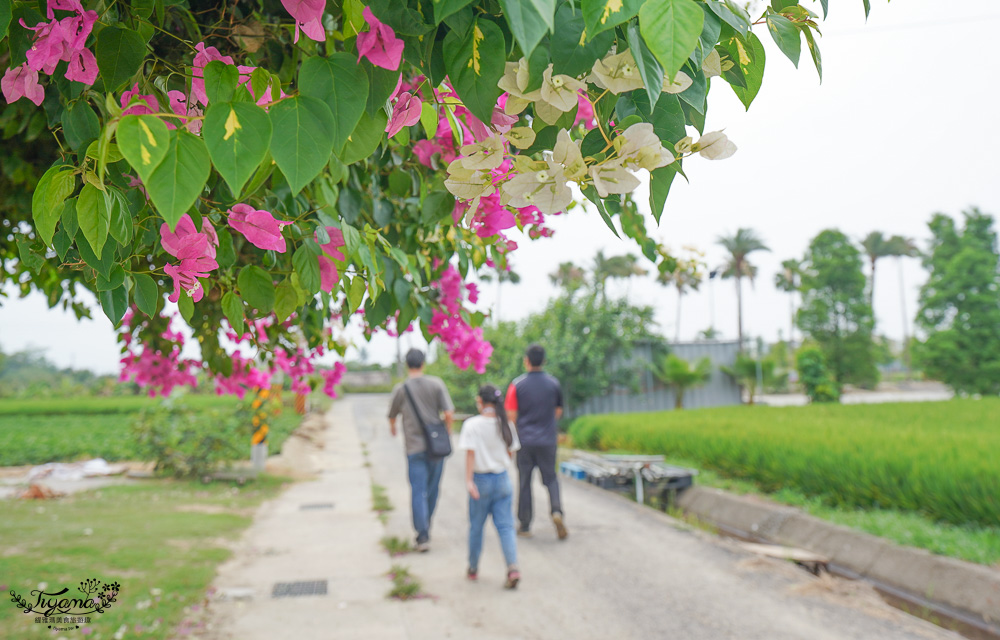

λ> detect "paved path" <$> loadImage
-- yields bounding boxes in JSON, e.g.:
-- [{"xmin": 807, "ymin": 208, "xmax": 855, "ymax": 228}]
[{"xmin": 206, "ymin": 395, "xmax": 960, "ymax": 640}]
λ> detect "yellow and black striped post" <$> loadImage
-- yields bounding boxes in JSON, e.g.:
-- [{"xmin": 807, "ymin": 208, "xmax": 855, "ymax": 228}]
[{"xmin": 250, "ymin": 387, "xmax": 270, "ymax": 471}]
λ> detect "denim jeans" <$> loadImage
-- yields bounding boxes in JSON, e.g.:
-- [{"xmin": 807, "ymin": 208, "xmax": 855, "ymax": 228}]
[
  {"xmin": 407, "ymin": 451, "xmax": 444, "ymax": 543},
  {"xmin": 468, "ymin": 470, "xmax": 518, "ymax": 572}
]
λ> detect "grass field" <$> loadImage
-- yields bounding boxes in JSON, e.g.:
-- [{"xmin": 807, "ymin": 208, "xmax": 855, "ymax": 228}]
[
  {"xmin": 569, "ymin": 398, "xmax": 1000, "ymax": 528},
  {"xmin": 0, "ymin": 396, "xmax": 305, "ymax": 467},
  {"xmin": 0, "ymin": 476, "xmax": 289, "ymax": 639}
]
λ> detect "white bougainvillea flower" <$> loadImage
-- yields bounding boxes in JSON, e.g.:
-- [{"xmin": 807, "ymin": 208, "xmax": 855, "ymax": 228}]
[
  {"xmin": 505, "ymin": 126, "xmax": 537, "ymax": 150},
  {"xmin": 590, "ymin": 49, "xmax": 645, "ymax": 95},
  {"xmin": 540, "ymin": 65, "xmax": 585, "ymax": 112},
  {"xmin": 589, "ymin": 160, "xmax": 640, "ymax": 198},
  {"xmin": 614, "ymin": 123, "xmax": 673, "ymax": 171},
  {"xmin": 662, "ymin": 70, "xmax": 693, "ymax": 94},
  {"xmin": 702, "ymin": 50, "xmax": 723, "ymax": 79},
  {"xmin": 502, "ymin": 161, "xmax": 573, "ymax": 215},
  {"xmin": 445, "ymin": 159, "xmax": 496, "ymax": 199},
  {"xmin": 553, "ymin": 129, "xmax": 587, "ymax": 181},
  {"xmin": 460, "ymin": 134, "xmax": 506, "ymax": 171},
  {"xmin": 674, "ymin": 136, "xmax": 694, "ymax": 154},
  {"xmin": 694, "ymin": 131, "xmax": 738, "ymax": 160},
  {"xmin": 498, "ymin": 59, "xmax": 542, "ymax": 114}
]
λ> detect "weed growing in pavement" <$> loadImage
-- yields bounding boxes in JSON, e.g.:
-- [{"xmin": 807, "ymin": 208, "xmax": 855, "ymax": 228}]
[
  {"xmin": 386, "ymin": 565, "xmax": 422, "ymax": 600},
  {"xmin": 666, "ymin": 505, "xmax": 719, "ymax": 535},
  {"xmin": 371, "ymin": 483, "xmax": 392, "ymax": 514},
  {"xmin": 381, "ymin": 536, "xmax": 413, "ymax": 556}
]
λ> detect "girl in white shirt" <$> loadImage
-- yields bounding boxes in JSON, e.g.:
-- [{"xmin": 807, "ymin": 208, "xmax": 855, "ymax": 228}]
[{"xmin": 458, "ymin": 384, "xmax": 521, "ymax": 589}]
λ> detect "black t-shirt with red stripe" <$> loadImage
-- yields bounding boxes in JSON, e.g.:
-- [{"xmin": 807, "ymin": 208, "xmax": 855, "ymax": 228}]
[{"xmin": 504, "ymin": 371, "xmax": 563, "ymax": 447}]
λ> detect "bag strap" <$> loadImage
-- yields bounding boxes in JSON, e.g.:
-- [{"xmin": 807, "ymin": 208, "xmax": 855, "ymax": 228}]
[{"xmin": 402, "ymin": 382, "xmax": 427, "ymax": 429}]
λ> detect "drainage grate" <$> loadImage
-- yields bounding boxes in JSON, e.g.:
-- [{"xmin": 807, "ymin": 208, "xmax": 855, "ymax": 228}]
[
  {"xmin": 299, "ymin": 503, "xmax": 334, "ymax": 510},
  {"xmin": 271, "ymin": 580, "xmax": 328, "ymax": 598}
]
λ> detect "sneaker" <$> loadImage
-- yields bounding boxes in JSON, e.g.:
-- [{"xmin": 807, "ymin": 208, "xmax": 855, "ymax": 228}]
[
  {"xmin": 552, "ymin": 513, "xmax": 568, "ymax": 540},
  {"xmin": 415, "ymin": 541, "xmax": 430, "ymax": 553},
  {"xmin": 504, "ymin": 569, "xmax": 520, "ymax": 590},
  {"xmin": 467, "ymin": 567, "xmax": 477, "ymax": 581},
  {"xmin": 516, "ymin": 528, "xmax": 533, "ymax": 538}
]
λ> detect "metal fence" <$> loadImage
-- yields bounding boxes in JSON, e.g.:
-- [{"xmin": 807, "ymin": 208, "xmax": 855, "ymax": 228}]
[{"xmin": 570, "ymin": 340, "xmax": 743, "ymax": 418}]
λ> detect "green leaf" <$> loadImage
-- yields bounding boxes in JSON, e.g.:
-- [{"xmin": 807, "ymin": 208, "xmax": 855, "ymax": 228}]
[
  {"xmin": 77, "ymin": 234, "xmax": 114, "ymax": 279},
  {"xmin": 432, "ymin": 0, "xmax": 476, "ymax": 25},
  {"xmin": 16, "ymin": 236, "xmax": 45, "ymax": 274},
  {"xmin": 338, "ymin": 110, "xmax": 388, "ymax": 165},
  {"xmin": 63, "ymin": 102, "xmax": 100, "ymax": 151},
  {"xmin": 31, "ymin": 166, "xmax": 76, "ymax": 247},
  {"xmin": 364, "ymin": 63, "xmax": 400, "ymax": 118},
  {"xmin": 95, "ymin": 27, "xmax": 147, "ymax": 93},
  {"xmin": 693, "ymin": 6, "xmax": 723, "ymax": 69},
  {"xmin": 96, "ymin": 265, "xmax": 126, "ymax": 291},
  {"xmin": 116, "ymin": 115, "xmax": 170, "ymax": 184},
  {"xmin": 293, "ymin": 244, "xmax": 322, "ymax": 295},
  {"xmin": 61, "ymin": 198, "xmax": 79, "ymax": 240},
  {"xmin": 274, "ymin": 280, "xmax": 299, "ymax": 323},
  {"xmin": 627, "ymin": 22, "xmax": 663, "ymax": 108},
  {"xmin": 269, "ymin": 96, "xmax": 336, "ymax": 196},
  {"xmin": 222, "ymin": 291, "xmax": 246, "ymax": 335},
  {"xmin": 203, "ymin": 102, "xmax": 272, "ymax": 197},
  {"xmin": 99, "ymin": 284, "xmax": 129, "ymax": 326},
  {"xmin": 705, "ymin": 0, "xmax": 751, "ymax": 36},
  {"xmin": 802, "ymin": 26, "xmax": 822, "ymax": 82},
  {"xmin": 77, "ymin": 184, "xmax": 111, "ymax": 259},
  {"xmin": 298, "ymin": 54, "xmax": 370, "ymax": 153},
  {"xmin": 862, "ymin": 0, "xmax": 870, "ymax": 19},
  {"xmin": 237, "ymin": 265, "xmax": 275, "ymax": 313},
  {"xmin": 347, "ymin": 275, "xmax": 366, "ymax": 313},
  {"xmin": 649, "ymin": 165, "xmax": 678, "ymax": 224},
  {"xmin": 216, "ymin": 228, "xmax": 236, "ymax": 269},
  {"xmin": 443, "ymin": 18, "xmax": 506, "ymax": 124},
  {"xmin": 550, "ymin": 3, "xmax": 615, "ymax": 77},
  {"xmin": 133, "ymin": 273, "xmax": 159, "ymax": 317},
  {"xmin": 640, "ymin": 0, "xmax": 704, "ymax": 82},
  {"xmin": 177, "ymin": 289, "xmax": 194, "ymax": 322},
  {"xmin": 499, "ymin": 0, "xmax": 551, "ymax": 58},
  {"xmin": 582, "ymin": 0, "xmax": 642, "ymax": 38},
  {"xmin": 766, "ymin": 12, "xmax": 801, "ymax": 67},
  {"xmin": 631, "ymin": 91, "xmax": 686, "ymax": 144},
  {"xmin": 581, "ymin": 185, "xmax": 620, "ymax": 238},
  {"xmin": 52, "ymin": 227, "xmax": 72, "ymax": 261},
  {"xmin": 108, "ymin": 190, "xmax": 134, "ymax": 245},
  {"xmin": 0, "ymin": 0, "xmax": 11, "ymax": 41},
  {"xmin": 729, "ymin": 32, "xmax": 766, "ymax": 110},
  {"xmin": 364, "ymin": 291, "xmax": 394, "ymax": 328},
  {"xmin": 145, "ymin": 130, "xmax": 211, "ymax": 230},
  {"xmin": 203, "ymin": 60, "xmax": 240, "ymax": 104}
]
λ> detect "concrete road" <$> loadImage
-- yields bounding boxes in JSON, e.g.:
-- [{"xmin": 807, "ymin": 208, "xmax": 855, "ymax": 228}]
[{"xmin": 355, "ymin": 393, "xmax": 959, "ymax": 640}]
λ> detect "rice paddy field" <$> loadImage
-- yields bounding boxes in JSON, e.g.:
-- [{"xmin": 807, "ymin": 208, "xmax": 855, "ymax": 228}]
[{"xmin": 568, "ymin": 398, "xmax": 1000, "ymax": 528}]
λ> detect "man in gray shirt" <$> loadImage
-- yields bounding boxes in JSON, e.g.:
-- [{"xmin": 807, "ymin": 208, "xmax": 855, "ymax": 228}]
[{"xmin": 387, "ymin": 349, "xmax": 455, "ymax": 552}]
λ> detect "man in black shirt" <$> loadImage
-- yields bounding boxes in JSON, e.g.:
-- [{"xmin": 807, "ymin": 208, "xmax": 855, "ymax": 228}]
[{"xmin": 504, "ymin": 344, "xmax": 567, "ymax": 540}]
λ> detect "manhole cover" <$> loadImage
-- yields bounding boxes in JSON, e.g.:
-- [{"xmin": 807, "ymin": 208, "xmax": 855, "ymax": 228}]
[
  {"xmin": 271, "ymin": 580, "xmax": 328, "ymax": 598},
  {"xmin": 299, "ymin": 503, "xmax": 334, "ymax": 510}
]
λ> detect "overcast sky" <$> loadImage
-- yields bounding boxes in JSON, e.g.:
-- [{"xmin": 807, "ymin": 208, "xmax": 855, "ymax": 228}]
[{"xmin": 2, "ymin": 0, "xmax": 999, "ymax": 374}]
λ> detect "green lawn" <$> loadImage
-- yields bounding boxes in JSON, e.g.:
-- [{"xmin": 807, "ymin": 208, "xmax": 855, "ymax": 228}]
[
  {"xmin": 0, "ymin": 476, "xmax": 289, "ymax": 639},
  {"xmin": 0, "ymin": 397, "xmax": 304, "ymax": 466}
]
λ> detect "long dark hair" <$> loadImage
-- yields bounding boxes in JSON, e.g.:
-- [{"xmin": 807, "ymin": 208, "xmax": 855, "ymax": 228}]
[{"xmin": 478, "ymin": 384, "xmax": 513, "ymax": 448}]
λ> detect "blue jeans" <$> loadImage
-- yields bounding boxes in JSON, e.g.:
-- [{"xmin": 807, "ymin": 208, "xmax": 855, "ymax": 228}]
[
  {"xmin": 468, "ymin": 471, "xmax": 518, "ymax": 571},
  {"xmin": 407, "ymin": 452, "xmax": 444, "ymax": 543}
]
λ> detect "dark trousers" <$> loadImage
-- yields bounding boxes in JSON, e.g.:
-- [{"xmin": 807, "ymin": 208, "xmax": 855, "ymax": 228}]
[{"xmin": 516, "ymin": 444, "xmax": 562, "ymax": 530}]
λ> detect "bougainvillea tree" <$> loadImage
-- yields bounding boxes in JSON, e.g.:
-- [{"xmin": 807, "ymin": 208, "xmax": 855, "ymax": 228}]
[{"xmin": 0, "ymin": 0, "xmax": 852, "ymax": 398}]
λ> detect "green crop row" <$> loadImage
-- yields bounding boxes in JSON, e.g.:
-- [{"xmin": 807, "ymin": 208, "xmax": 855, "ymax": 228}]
[
  {"xmin": 568, "ymin": 398, "xmax": 1000, "ymax": 528},
  {"xmin": 0, "ymin": 394, "xmax": 235, "ymax": 416}
]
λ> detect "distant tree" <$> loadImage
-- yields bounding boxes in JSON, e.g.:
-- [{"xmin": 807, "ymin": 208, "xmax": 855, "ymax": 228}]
[
  {"xmin": 886, "ymin": 235, "xmax": 920, "ymax": 374},
  {"xmin": 773, "ymin": 258, "xmax": 803, "ymax": 347},
  {"xmin": 861, "ymin": 231, "xmax": 895, "ymax": 307},
  {"xmin": 549, "ymin": 262, "xmax": 587, "ymax": 296},
  {"xmin": 657, "ymin": 249, "xmax": 705, "ymax": 342},
  {"xmin": 651, "ymin": 354, "xmax": 712, "ymax": 409},
  {"xmin": 721, "ymin": 354, "xmax": 775, "ymax": 405},
  {"xmin": 797, "ymin": 229, "xmax": 879, "ymax": 389},
  {"xmin": 479, "ymin": 269, "xmax": 521, "ymax": 323},
  {"xmin": 717, "ymin": 229, "xmax": 770, "ymax": 349},
  {"xmin": 698, "ymin": 327, "xmax": 721, "ymax": 340},
  {"xmin": 593, "ymin": 251, "xmax": 648, "ymax": 301},
  {"xmin": 795, "ymin": 345, "xmax": 840, "ymax": 403},
  {"xmin": 915, "ymin": 209, "xmax": 1000, "ymax": 395}
]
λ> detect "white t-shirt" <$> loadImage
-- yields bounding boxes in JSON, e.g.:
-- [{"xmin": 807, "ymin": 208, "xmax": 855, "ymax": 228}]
[{"xmin": 458, "ymin": 414, "xmax": 521, "ymax": 474}]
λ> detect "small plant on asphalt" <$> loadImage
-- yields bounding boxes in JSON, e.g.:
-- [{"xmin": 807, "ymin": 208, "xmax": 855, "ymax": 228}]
[
  {"xmin": 381, "ymin": 536, "xmax": 413, "ymax": 556},
  {"xmin": 387, "ymin": 565, "xmax": 422, "ymax": 600}
]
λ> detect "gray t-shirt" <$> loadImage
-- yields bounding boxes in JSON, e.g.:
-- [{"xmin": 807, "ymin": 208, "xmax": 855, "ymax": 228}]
[{"xmin": 387, "ymin": 375, "xmax": 455, "ymax": 455}]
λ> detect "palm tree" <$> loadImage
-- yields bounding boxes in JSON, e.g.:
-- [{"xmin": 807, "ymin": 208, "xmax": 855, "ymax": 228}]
[
  {"xmin": 593, "ymin": 251, "xmax": 647, "ymax": 301},
  {"xmin": 773, "ymin": 258, "xmax": 802, "ymax": 346},
  {"xmin": 549, "ymin": 261, "xmax": 587, "ymax": 296},
  {"xmin": 886, "ymin": 235, "xmax": 919, "ymax": 375},
  {"xmin": 657, "ymin": 252, "xmax": 705, "ymax": 342},
  {"xmin": 721, "ymin": 354, "xmax": 776, "ymax": 405},
  {"xmin": 861, "ymin": 231, "xmax": 894, "ymax": 307},
  {"xmin": 717, "ymin": 229, "xmax": 770, "ymax": 349},
  {"xmin": 650, "ymin": 354, "xmax": 713, "ymax": 409},
  {"xmin": 479, "ymin": 269, "xmax": 521, "ymax": 323}
]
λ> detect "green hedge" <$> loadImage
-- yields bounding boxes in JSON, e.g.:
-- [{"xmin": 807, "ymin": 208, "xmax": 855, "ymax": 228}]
[
  {"xmin": 568, "ymin": 399, "xmax": 1000, "ymax": 528},
  {"xmin": 0, "ymin": 394, "xmax": 235, "ymax": 416}
]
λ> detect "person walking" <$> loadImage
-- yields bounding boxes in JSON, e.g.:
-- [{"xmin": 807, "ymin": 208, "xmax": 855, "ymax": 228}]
[
  {"xmin": 460, "ymin": 384, "xmax": 521, "ymax": 589},
  {"xmin": 504, "ymin": 344, "xmax": 568, "ymax": 540},
  {"xmin": 387, "ymin": 349, "xmax": 455, "ymax": 552}
]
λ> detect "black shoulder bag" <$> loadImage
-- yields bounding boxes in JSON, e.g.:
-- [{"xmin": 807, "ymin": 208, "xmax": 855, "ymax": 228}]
[{"xmin": 403, "ymin": 382, "xmax": 453, "ymax": 459}]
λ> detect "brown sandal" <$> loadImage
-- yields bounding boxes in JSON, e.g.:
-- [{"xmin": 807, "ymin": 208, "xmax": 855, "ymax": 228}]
[{"xmin": 504, "ymin": 569, "xmax": 520, "ymax": 590}]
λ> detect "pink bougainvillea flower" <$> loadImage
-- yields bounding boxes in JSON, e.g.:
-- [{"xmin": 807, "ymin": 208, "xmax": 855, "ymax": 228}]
[
  {"xmin": 316, "ymin": 226, "xmax": 346, "ymax": 292},
  {"xmin": 385, "ymin": 91, "xmax": 422, "ymax": 137},
  {"xmin": 227, "ymin": 204, "xmax": 291, "ymax": 252},
  {"xmin": 320, "ymin": 362, "xmax": 347, "ymax": 398},
  {"xmin": 280, "ymin": 0, "xmax": 325, "ymax": 43},
  {"xmin": 160, "ymin": 214, "xmax": 219, "ymax": 302},
  {"xmin": 191, "ymin": 43, "xmax": 235, "ymax": 106},
  {"xmin": 166, "ymin": 89, "xmax": 203, "ymax": 134},
  {"xmin": 356, "ymin": 7, "xmax": 404, "ymax": 70},
  {"xmin": 574, "ymin": 90, "xmax": 596, "ymax": 129},
  {"xmin": 15, "ymin": 2, "xmax": 98, "ymax": 89},
  {"xmin": 65, "ymin": 48, "xmax": 98, "ymax": 85},
  {"xmin": 2, "ymin": 65, "xmax": 45, "ymax": 106},
  {"xmin": 160, "ymin": 214, "xmax": 218, "ymax": 257},
  {"xmin": 121, "ymin": 83, "xmax": 160, "ymax": 116}
]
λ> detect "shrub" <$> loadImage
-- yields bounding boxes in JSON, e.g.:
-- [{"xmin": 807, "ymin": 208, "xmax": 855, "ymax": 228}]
[{"xmin": 796, "ymin": 346, "xmax": 840, "ymax": 403}]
